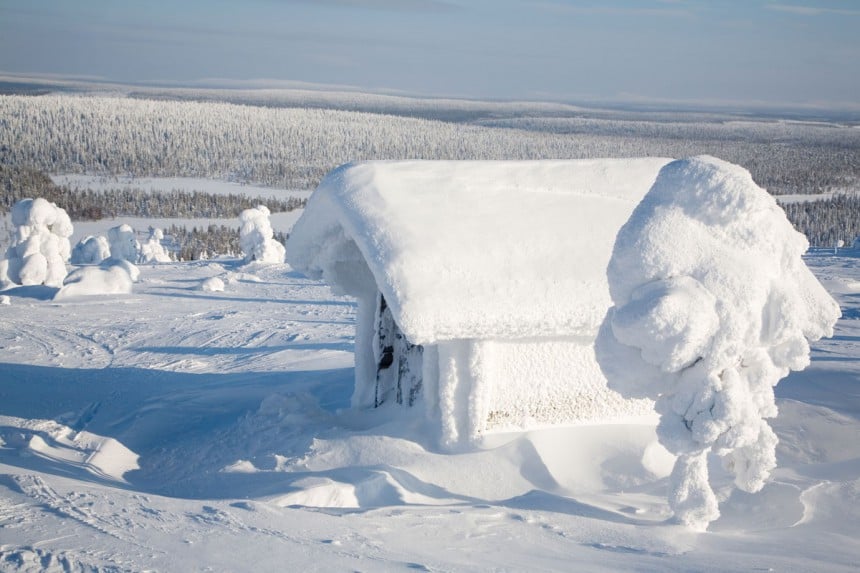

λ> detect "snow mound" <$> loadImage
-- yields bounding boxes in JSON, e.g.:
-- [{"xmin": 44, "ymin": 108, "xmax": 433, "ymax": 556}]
[
  {"xmin": 1, "ymin": 198, "xmax": 73, "ymax": 288},
  {"xmin": 71, "ymin": 234, "xmax": 110, "ymax": 265},
  {"xmin": 596, "ymin": 155, "xmax": 841, "ymax": 530},
  {"xmin": 0, "ymin": 295, "xmax": 9, "ymax": 305},
  {"xmin": 200, "ymin": 276, "xmax": 225, "ymax": 292},
  {"xmin": 107, "ymin": 224, "xmax": 140, "ymax": 262},
  {"xmin": 54, "ymin": 265, "xmax": 134, "ymax": 299},
  {"xmin": 100, "ymin": 257, "xmax": 140, "ymax": 283},
  {"xmin": 138, "ymin": 227, "xmax": 172, "ymax": 263},
  {"xmin": 0, "ymin": 415, "xmax": 139, "ymax": 481},
  {"xmin": 240, "ymin": 205, "xmax": 285, "ymax": 263}
]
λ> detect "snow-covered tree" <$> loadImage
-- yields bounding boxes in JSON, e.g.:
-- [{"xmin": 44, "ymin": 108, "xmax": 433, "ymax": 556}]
[
  {"xmin": 239, "ymin": 205, "xmax": 285, "ymax": 263},
  {"xmin": 138, "ymin": 227, "xmax": 171, "ymax": 263},
  {"xmin": 596, "ymin": 156, "xmax": 840, "ymax": 530},
  {"xmin": 0, "ymin": 197, "xmax": 73, "ymax": 288},
  {"xmin": 107, "ymin": 224, "xmax": 140, "ymax": 262},
  {"xmin": 71, "ymin": 235, "xmax": 110, "ymax": 265}
]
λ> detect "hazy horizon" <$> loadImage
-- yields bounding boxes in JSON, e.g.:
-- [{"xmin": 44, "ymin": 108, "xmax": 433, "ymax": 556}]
[{"xmin": 1, "ymin": 1, "xmax": 859, "ymax": 111}]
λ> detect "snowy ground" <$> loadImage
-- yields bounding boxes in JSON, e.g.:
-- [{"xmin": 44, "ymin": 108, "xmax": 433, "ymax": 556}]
[{"xmin": 0, "ymin": 252, "xmax": 858, "ymax": 571}]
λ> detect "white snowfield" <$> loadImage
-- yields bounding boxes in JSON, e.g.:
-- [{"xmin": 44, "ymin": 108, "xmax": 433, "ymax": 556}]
[
  {"xmin": 288, "ymin": 159, "xmax": 670, "ymax": 443},
  {"xmin": 0, "ymin": 255, "xmax": 858, "ymax": 571}
]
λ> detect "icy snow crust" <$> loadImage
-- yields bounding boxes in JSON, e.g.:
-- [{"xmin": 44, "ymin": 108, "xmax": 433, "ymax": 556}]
[
  {"xmin": 597, "ymin": 156, "xmax": 840, "ymax": 530},
  {"xmin": 288, "ymin": 159, "xmax": 672, "ymax": 344}
]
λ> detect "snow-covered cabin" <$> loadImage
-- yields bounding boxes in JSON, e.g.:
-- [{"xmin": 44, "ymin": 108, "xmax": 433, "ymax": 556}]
[{"xmin": 287, "ymin": 159, "xmax": 672, "ymax": 447}]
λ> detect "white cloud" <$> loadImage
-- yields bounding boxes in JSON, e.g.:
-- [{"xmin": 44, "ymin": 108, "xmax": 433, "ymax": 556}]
[{"xmin": 766, "ymin": 3, "xmax": 860, "ymax": 16}]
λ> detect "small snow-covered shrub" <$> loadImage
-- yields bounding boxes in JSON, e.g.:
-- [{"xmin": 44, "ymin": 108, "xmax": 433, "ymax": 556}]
[
  {"xmin": 239, "ymin": 205, "xmax": 285, "ymax": 263},
  {"xmin": 138, "ymin": 227, "xmax": 172, "ymax": 263},
  {"xmin": 71, "ymin": 235, "xmax": 110, "ymax": 265},
  {"xmin": 596, "ymin": 156, "xmax": 840, "ymax": 530},
  {"xmin": 107, "ymin": 224, "xmax": 140, "ymax": 262},
  {"xmin": 200, "ymin": 277, "xmax": 225, "ymax": 292},
  {"xmin": 0, "ymin": 197, "xmax": 73, "ymax": 288}
]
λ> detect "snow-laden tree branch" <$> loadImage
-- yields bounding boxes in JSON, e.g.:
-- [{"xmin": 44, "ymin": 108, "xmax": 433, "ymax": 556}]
[{"xmin": 596, "ymin": 156, "xmax": 841, "ymax": 530}]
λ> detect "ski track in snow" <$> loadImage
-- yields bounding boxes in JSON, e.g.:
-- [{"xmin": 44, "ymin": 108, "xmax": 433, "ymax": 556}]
[{"xmin": 0, "ymin": 251, "xmax": 859, "ymax": 570}]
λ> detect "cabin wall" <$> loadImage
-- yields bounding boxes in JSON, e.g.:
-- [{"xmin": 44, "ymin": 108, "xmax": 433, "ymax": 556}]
[
  {"xmin": 428, "ymin": 338, "xmax": 653, "ymax": 449},
  {"xmin": 350, "ymin": 286, "xmax": 653, "ymax": 448},
  {"xmin": 480, "ymin": 339, "xmax": 654, "ymax": 431}
]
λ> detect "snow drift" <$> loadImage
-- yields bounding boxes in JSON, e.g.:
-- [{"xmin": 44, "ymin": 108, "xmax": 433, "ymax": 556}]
[
  {"xmin": 596, "ymin": 155, "xmax": 840, "ymax": 530},
  {"xmin": 0, "ymin": 197, "xmax": 73, "ymax": 288},
  {"xmin": 54, "ymin": 265, "xmax": 134, "ymax": 300},
  {"xmin": 240, "ymin": 205, "xmax": 285, "ymax": 263}
]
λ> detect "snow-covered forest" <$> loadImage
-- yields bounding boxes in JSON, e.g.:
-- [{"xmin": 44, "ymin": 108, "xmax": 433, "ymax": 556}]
[
  {"xmin": 2, "ymin": 92, "xmax": 859, "ymax": 247},
  {"xmin": 1, "ymin": 93, "xmax": 858, "ymax": 195}
]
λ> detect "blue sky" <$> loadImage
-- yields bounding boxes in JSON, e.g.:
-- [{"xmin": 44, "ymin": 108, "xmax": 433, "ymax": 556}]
[{"xmin": 1, "ymin": 0, "xmax": 858, "ymax": 108}]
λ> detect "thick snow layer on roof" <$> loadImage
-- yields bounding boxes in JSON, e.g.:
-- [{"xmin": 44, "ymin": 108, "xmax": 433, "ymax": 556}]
[{"xmin": 287, "ymin": 159, "xmax": 671, "ymax": 344}]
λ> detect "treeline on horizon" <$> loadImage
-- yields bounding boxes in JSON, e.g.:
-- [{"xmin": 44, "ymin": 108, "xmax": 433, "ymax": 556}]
[
  {"xmin": 2, "ymin": 163, "xmax": 859, "ymax": 253},
  {"xmin": 782, "ymin": 195, "xmax": 860, "ymax": 248}
]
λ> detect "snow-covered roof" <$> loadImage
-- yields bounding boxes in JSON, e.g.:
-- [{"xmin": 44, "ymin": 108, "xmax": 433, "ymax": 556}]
[{"xmin": 287, "ymin": 159, "xmax": 672, "ymax": 344}]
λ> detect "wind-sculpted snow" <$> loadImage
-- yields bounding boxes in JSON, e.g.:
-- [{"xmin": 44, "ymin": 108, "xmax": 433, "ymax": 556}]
[
  {"xmin": 0, "ymin": 197, "xmax": 73, "ymax": 288},
  {"xmin": 597, "ymin": 156, "xmax": 841, "ymax": 530},
  {"xmin": 239, "ymin": 205, "xmax": 285, "ymax": 264}
]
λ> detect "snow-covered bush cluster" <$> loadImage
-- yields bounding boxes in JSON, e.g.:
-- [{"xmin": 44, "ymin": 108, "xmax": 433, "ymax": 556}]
[
  {"xmin": 239, "ymin": 206, "xmax": 285, "ymax": 263},
  {"xmin": 597, "ymin": 156, "xmax": 841, "ymax": 530},
  {"xmin": 0, "ymin": 198, "xmax": 73, "ymax": 288}
]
